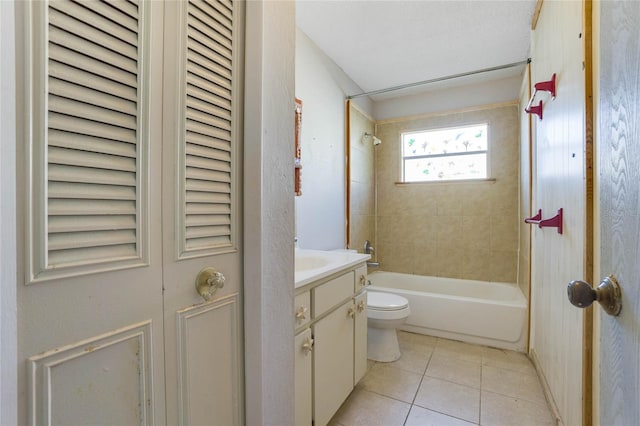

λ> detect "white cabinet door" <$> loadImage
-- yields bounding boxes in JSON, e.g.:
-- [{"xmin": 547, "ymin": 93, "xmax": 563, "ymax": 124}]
[
  {"xmin": 295, "ymin": 328, "xmax": 313, "ymax": 426},
  {"xmin": 313, "ymin": 301, "xmax": 354, "ymax": 426},
  {"xmin": 354, "ymin": 291, "xmax": 368, "ymax": 384},
  {"xmin": 161, "ymin": 1, "xmax": 244, "ymax": 425}
]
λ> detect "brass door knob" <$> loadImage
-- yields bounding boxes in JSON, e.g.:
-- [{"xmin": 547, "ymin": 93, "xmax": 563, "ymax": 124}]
[{"xmin": 195, "ymin": 267, "xmax": 225, "ymax": 301}]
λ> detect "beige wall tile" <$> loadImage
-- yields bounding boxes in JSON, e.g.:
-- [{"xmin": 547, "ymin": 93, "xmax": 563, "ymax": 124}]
[
  {"xmin": 489, "ymin": 250, "xmax": 518, "ymax": 283},
  {"xmin": 376, "ymin": 105, "xmax": 519, "ymax": 283}
]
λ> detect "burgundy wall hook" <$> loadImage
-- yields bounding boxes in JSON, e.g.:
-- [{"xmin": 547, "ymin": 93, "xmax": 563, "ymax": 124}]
[{"xmin": 524, "ymin": 208, "xmax": 563, "ymax": 234}]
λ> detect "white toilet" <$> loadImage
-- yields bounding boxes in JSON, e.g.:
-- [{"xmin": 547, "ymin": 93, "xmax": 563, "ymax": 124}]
[{"xmin": 366, "ymin": 291, "xmax": 411, "ymax": 362}]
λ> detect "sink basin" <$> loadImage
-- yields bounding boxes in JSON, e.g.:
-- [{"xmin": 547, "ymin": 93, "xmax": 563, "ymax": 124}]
[
  {"xmin": 294, "ymin": 249, "xmax": 370, "ymax": 288},
  {"xmin": 295, "ymin": 255, "xmax": 330, "ymax": 273}
]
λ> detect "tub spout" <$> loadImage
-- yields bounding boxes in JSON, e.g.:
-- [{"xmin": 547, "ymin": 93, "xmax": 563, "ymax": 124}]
[{"xmin": 367, "ymin": 261, "xmax": 380, "ymax": 268}]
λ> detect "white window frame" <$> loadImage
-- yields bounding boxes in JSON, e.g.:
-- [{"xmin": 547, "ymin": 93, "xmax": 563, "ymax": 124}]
[{"xmin": 400, "ymin": 123, "xmax": 490, "ymax": 183}]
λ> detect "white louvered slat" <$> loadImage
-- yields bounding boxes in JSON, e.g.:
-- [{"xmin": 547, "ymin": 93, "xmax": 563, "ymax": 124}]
[
  {"xmin": 187, "ymin": 72, "xmax": 231, "ymax": 102},
  {"xmin": 48, "ymin": 7, "xmax": 138, "ymax": 60},
  {"xmin": 49, "ymin": 45, "xmax": 138, "ymax": 90},
  {"xmin": 48, "ymin": 164, "xmax": 136, "ymax": 187},
  {"xmin": 48, "ymin": 215, "xmax": 137, "ymax": 233},
  {"xmin": 49, "ymin": 146, "xmax": 136, "ymax": 172},
  {"xmin": 48, "ymin": 130, "xmax": 137, "ymax": 158},
  {"xmin": 49, "ymin": 96, "xmax": 137, "ymax": 130},
  {"xmin": 48, "ymin": 181, "xmax": 136, "ymax": 200},
  {"xmin": 41, "ymin": 0, "xmax": 143, "ymax": 271},
  {"xmin": 49, "ymin": 77, "xmax": 137, "ymax": 115},
  {"xmin": 50, "ymin": 1, "xmax": 138, "ymax": 46},
  {"xmin": 48, "ymin": 244, "xmax": 138, "ymax": 267},
  {"xmin": 49, "ymin": 112, "xmax": 137, "ymax": 144},
  {"xmin": 186, "ymin": 143, "xmax": 231, "ymax": 162},
  {"xmin": 177, "ymin": 0, "xmax": 237, "ymax": 255}
]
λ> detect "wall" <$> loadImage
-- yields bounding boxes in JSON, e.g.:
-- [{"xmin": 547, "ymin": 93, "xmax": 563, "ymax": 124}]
[
  {"xmin": 348, "ymin": 103, "xmax": 375, "ymax": 253},
  {"xmin": 244, "ymin": 2, "xmax": 296, "ymax": 424},
  {"xmin": 375, "ymin": 104, "xmax": 520, "ymax": 283},
  {"xmin": 528, "ymin": 1, "xmax": 588, "ymax": 425},
  {"xmin": 294, "ymin": 29, "xmax": 370, "ymax": 250},
  {"xmin": 373, "ymin": 75, "xmax": 523, "ymax": 121},
  {"xmin": 0, "ymin": 0, "xmax": 17, "ymax": 423}
]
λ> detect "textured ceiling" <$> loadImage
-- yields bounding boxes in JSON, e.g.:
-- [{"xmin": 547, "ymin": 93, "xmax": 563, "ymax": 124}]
[{"xmin": 296, "ymin": 0, "xmax": 537, "ymax": 100}]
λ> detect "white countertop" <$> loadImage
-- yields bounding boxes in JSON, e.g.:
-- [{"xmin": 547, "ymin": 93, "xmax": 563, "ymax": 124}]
[{"xmin": 295, "ymin": 249, "xmax": 370, "ymax": 289}]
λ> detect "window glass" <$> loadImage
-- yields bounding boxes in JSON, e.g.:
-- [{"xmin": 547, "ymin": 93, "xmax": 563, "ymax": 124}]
[{"xmin": 402, "ymin": 124, "xmax": 488, "ymax": 182}]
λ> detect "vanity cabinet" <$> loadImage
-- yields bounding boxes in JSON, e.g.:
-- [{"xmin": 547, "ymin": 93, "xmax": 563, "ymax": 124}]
[
  {"xmin": 294, "ymin": 328, "xmax": 313, "ymax": 426},
  {"xmin": 353, "ymin": 291, "xmax": 368, "ymax": 384},
  {"xmin": 294, "ymin": 263, "xmax": 368, "ymax": 426}
]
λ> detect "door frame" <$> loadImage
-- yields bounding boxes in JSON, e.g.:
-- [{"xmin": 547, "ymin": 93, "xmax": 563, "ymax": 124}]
[{"xmin": 0, "ymin": 0, "xmax": 17, "ymax": 424}]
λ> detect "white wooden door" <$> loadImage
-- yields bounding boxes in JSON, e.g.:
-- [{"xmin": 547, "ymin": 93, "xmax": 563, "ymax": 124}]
[
  {"xmin": 16, "ymin": 1, "xmax": 244, "ymax": 425},
  {"xmin": 161, "ymin": 1, "xmax": 244, "ymax": 425},
  {"xmin": 597, "ymin": 1, "xmax": 640, "ymax": 423},
  {"xmin": 529, "ymin": 2, "xmax": 588, "ymax": 425},
  {"xmin": 17, "ymin": 1, "xmax": 166, "ymax": 424}
]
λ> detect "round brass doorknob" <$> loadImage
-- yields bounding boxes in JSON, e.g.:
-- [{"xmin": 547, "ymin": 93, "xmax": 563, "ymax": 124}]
[{"xmin": 195, "ymin": 267, "xmax": 225, "ymax": 301}]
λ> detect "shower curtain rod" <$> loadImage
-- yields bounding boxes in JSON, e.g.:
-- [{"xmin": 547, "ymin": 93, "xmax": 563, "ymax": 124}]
[{"xmin": 346, "ymin": 58, "xmax": 531, "ymax": 100}]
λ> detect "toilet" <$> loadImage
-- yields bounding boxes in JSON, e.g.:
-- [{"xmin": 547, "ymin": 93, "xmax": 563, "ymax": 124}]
[{"xmin": 366, "ymin": 291, "xmax": 411, "ymax": 362}]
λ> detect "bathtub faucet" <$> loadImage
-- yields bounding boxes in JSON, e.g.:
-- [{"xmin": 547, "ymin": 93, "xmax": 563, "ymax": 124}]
[
  {"xmin": 366, "ymin": 261, "xmax": 380, "ymax": 268},
  {"xmin": 364, "ymin": 240, "xmax": 375, "ymax": 256}
]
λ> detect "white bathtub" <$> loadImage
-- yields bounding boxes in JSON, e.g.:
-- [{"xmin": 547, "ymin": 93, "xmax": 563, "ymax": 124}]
[{"xmin": 368, "ymin": 271, "xmax": 528, "ymax": 351}]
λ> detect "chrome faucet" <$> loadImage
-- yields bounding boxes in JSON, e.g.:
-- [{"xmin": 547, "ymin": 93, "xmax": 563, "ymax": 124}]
[
  {"xmin": 364, "ymin": 240, "xmax": 379, "ymax": 268},
  {"xmin": 364, "ymin": 240, "xmax": 375, "ymax": 255}
]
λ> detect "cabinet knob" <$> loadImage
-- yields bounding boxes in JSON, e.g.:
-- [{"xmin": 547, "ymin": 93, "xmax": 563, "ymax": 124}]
[
  {"xmin": 295, "ymin": 305, "xmax": 308, "ymax": 320},
  {"xmin": 359, "ymin": 274, "xmax": 366, "ymax": 287},
  {"xmin": 302, "ymin": 337, "xmax": 314, "ymax": 354},
  {"xmin": 347, "ymin": 306, "xmax": 356, "ymax": 318},
  {"xmin": 357, "ymin": 300, "xmax": 365, "ymax": 313}
]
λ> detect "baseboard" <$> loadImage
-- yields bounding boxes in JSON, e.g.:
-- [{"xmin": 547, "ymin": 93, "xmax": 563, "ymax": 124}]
[{"xmin": 529, "ymin": 348, "xmax": 564, "ymax": 426}]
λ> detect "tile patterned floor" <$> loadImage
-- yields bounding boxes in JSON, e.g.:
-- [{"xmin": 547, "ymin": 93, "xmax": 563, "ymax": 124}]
[{"xmin": 329, "ymin": 332, "xmax": 555, "ymax": 426}]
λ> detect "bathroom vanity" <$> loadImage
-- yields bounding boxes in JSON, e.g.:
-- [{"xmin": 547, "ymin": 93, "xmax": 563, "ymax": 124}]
[{"xmin": 294, "ymin": 250, "xmax": 369, "ymax": 426}]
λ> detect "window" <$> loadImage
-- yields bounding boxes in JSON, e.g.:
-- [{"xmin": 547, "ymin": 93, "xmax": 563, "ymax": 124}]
[{"xmin": 401, "ymin": 124, "xmax": 489, "ymax": 182}]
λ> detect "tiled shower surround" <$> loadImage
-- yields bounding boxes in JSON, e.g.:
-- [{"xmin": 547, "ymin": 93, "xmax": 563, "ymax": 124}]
[{"xmin": 374, "ymin": 105, "xmax": 520, "ymax": 283}]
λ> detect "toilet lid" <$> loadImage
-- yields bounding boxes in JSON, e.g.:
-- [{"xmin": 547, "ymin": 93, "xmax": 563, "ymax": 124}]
[{"xmin": 367, "ymin": 291, "xmax": 409, "ymax": 311}]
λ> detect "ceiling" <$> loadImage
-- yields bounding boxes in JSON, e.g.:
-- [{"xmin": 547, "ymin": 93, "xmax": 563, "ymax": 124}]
[{"xmin": 296, "ymin": 0, "xmax": 538, "ymax": 101}]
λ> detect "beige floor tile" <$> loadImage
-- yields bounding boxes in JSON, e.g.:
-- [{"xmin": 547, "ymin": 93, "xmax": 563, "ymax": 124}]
[
  {"xmin": 426, "ymin": 353, "xmax": 482, "ymax": 388},
  {"xmin": 385, "ymin": 347, "xmax": 432, "ymax": 375},
  {"xmin": 481, "ymin": 365, "xmax": 546, "ymax": 405},
  {"xmin": 330, "ymin": 388, "xmax": 411, "ymax": 426},
  {"xmin": 398, "ymin": 331, "xmax": 438, "ymax": 354},
  {"xmin": 482, "ymin": 347, "xmax": 537, "ymax": 376},
  {"xmin": 405, "ymin": 405, "xmax": 478, "ymax": 426},
  {"xmin": 358, "ymin": 362, "xmax": 423, "ymax": 403},
  {"xmin": 434, "ymin": 338, "xmax": 484, "ymax": 364},
  {"xmin": 414, "ymin": 376, "xmax": 480, "ymax": 423},
  {"xmin": 480, "ymin": 390, "xmax": 554, "ymax": 426}
]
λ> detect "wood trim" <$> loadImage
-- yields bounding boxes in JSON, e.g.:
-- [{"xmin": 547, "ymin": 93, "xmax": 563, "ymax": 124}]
[
  {"xmin": 345, "ymin": 100, "xmax": 351, "ymax": 248},
  {"xmin": 532, "ymin": 0, "xmax": 544, "ymax": 30},
  {"xmin": 530, "ymin": 348, "xmax": 563, "ymax": 426},
  {"xmin": 582, "ymin": 0, "xmax": 594, "ymax": 425},
  {"xmin": 526, "ymin": 62, "xmax": 534, "ymax": 354}
]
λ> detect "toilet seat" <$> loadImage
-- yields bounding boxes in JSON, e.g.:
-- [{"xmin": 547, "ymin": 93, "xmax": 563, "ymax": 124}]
[{"xmin": 367, "ymin": 291, "xmax": 409, "ymax": 311}]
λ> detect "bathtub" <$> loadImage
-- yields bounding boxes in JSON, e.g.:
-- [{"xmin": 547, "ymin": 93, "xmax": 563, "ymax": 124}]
[{"xmin": 368, "ymin": 271, "xmax": 528, "ymax": 351}]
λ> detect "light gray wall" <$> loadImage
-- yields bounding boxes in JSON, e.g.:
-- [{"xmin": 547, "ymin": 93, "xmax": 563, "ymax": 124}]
[
  {"xmin": 244, "ymin": 2, "xmax": 296, "ymax": 424},
  {"xmin": 373, "ymin": 76, "xmax": 523, "ymax": 121},
  {"xmin": 0, "ymin": 1, "xmax": 17, "ymax": 424},
  {"xmin": 294, "ymin": 29, "xmax": 370, "ymax": 250}
]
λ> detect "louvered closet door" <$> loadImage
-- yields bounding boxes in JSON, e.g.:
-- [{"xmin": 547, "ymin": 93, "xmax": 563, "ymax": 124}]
[
  {"xmin": 17, "ymin": 1, "xmax": 167, "ymax": 425},
  {"xmin": 162, "ymin": 1, "xmax": 244, "ymax": 425}
]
